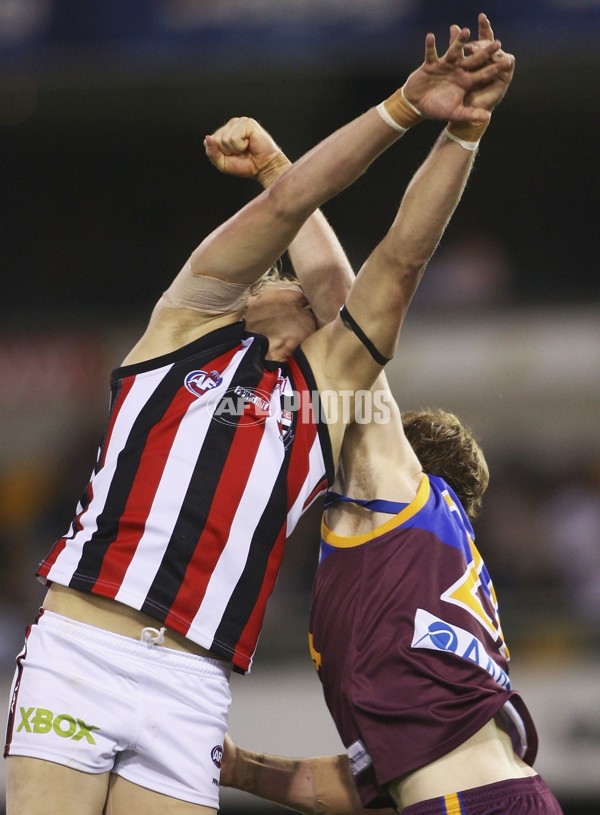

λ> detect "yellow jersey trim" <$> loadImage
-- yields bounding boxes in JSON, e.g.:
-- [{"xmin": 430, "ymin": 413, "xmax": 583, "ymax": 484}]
[
  {"xmin": 443, "ymin": 792, "xmax": 463, "ymax": 814},
  {"xmin": 321, "ymin": 474, "xmax": 430, "ymax": 548}
]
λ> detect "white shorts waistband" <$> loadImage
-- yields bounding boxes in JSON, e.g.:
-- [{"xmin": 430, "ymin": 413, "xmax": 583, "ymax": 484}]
[{"xmin": 37, "ymin": 608, "xmax": 231, "ymax": 678}]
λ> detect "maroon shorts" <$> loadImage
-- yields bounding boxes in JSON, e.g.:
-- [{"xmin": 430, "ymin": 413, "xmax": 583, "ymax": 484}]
[{"xmin": 399, "ymin": 776, "xmax": 563, "ymax": 815}]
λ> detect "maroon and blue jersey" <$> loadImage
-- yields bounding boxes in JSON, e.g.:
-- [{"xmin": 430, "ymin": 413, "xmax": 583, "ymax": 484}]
[{"xmin": 309, "ymin": 473, "xmax": 538, "ymax": 807}]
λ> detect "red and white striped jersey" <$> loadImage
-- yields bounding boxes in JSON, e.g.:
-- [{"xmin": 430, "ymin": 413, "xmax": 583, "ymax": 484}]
[{"xmin": 38, "ymin": 322, "xmax": 333, "ymax": 673}]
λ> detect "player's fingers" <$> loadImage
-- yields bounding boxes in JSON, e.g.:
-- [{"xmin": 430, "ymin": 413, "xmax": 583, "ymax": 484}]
[
  {"xmin": 424, "ymin": 32, "xmax": 438, "ymax": 64},
  {"xmin": 448, "ymin": 24, "xmax": 462, "ymax": 45},
  {"xmin": 470, "ymin": 55, "xmax": 514, "ymax": 85},
  {"xmin": 446, "ymin": 26, "xmax": 470, "ymax": 63},
  {"xmin": 461, "ymin": 39, "xmax": 501, "ymax": 70},
  {"xmin": 478, "ymin": 12, "xmax": 494, "ymax": 42},
  {"xmin": 204, "ymin": 136, "xmax": 226, "ymax": 170},
  {"xmin": 218, "ymin": 118, "xmax": 255, "ymax": 155},
  {"xmin": 204, "ymin": 134, "xmax": 217, "ymax": 155},
  {"xmin": 209, "ymin": 117, "xmax": 241, "ymax": 140}
]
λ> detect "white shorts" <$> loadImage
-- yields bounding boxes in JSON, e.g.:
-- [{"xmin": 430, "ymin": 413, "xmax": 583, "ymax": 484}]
[{"xmin": 5, "ymin": 609, "xmax": 232, "ymax": 808}]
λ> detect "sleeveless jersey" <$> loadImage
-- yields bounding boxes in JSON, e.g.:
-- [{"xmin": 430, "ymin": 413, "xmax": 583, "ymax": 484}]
[
  {"xmin": 309, "ymin": 474, "xmax": 538, "ymax": 806},
  {"xmin": 38, "ymin": 321, "xmax": 333, "ymax": 673}
]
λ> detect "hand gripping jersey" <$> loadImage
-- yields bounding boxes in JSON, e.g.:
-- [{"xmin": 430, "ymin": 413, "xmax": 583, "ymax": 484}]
[
  {"xmin": 309, "ymin": 474, "xmax": 538, "ymax": 808},
  {"xmin": 38, "ymin": 322, "xmax": 333, "ymax": 673}
]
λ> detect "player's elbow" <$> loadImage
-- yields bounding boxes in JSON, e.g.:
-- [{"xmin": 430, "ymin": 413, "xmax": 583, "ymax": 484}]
[
  {"xmin": 379, "ymin": 251, "xmax": 425, "ymax": 310},
  {"xmin": 266, "ymin": 173, "xmax": 317, "ymax": 224}
]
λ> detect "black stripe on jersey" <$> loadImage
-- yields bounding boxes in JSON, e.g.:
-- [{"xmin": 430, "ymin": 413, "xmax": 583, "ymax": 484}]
[
  {"xmin": 293, "ymin": 347, "xmax": 335, "ymax": 483},
  {"xmin": 111, "ymin": 321, "xmax": 248, "ymax": 380},
  {"xmin": 139, "ymin": 346, "xmax": 268, "ymax": 619},
  {"xmin": 211, "ymin": 418, "xmax": 292, "ymax": 658},
  {"xmin": 68, "ymin": 361, "xmax": 193, "ymax": 592},
  {"xmin": 211, "ymin": 355, "xmax": 328, "ymax": 661},
  {"xmin": 69, "ymin": 328, "xmax": 251, "ymax": 592}
]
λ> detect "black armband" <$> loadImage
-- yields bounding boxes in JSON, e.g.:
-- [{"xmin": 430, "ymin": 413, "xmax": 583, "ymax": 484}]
[{"xmin": 339, "ymin": 305, "xmax": 392, "ymax": 366}]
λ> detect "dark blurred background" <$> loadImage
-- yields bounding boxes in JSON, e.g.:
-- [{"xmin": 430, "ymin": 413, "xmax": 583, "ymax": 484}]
[{"xmin": 1, "ymin": 1, "xmax": 600, "ymax": 813}]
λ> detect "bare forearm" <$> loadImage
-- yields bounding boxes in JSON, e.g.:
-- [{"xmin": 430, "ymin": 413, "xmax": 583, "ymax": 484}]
[
  {"xmin": 345, "ymin": 129, "xmax": 477, "ymax": 358},
  {"xmin": 288, "ymin": 212, "xmax": 354, "ymax": 326},
  {"xmin": 386, "ymin": 130, "xmax": 475, "ymax": 270},
  {"xmin": 274, "ymin": 109, "xmax": 402, "ymax": 220},
  {"xmin": 192, "ymin": 108, "xmax": 402, "ymax": 285},
  {"xmin": 224, "ymin": 746, "xmax": 383, "ymax": 815},
  {"xmin": 256, "ymin": 153, "xmax": 354, "ymax": 325},
  {"xmin": 225, "ymin": 746, "xmax": 316, "ymax": 813}
]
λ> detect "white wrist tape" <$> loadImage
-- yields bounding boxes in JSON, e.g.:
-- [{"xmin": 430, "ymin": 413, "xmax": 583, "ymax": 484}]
[
  {"xmin": 400, "ymin": 86, "xmax": 423, "ymax": 117},
  {"xmin": 376, "ymin": 102, "xmax": 408, "ymax": 134},
  {"xmin": 376, "ymin": 86, "xmax": 423, "ymax": 134},
  {"xmin": 445, "ymin": 127, "xmax": 481, "ymax": 151}
]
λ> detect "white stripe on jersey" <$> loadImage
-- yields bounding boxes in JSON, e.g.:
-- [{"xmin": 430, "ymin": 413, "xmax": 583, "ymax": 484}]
[
  {"xmin": 286, "ymin": 434, "xmax": 327, "ymax": 537},
  {"xmin": 115, "ymin": 341, "xmax": 254, "ymax": 606},
  {"xmin": 187, "ymin": 386, "xmax": 287, "ymax": 642},
  {"xmin": 48, "ymin": 362, "xmax": 173, "ymax": 582}
]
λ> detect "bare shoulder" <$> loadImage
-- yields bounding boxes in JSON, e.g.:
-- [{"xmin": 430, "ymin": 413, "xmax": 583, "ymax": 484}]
[
  {"xmin": 300, "ymin": 314, "xmax": 380, "ymax": 393},
  {"xmin": 340, "ymin": 399, "xmax": 423, "ymax": 502},
  {"xmin": 120, "ymin": 300, "xmax": 239, "ymax": 366}
]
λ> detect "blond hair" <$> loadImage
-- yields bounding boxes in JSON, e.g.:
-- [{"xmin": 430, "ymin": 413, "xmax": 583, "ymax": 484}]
[
  {"xmin": 249, "ymin": 260, "xmax": 297, "ymax": 296},
  {"xmin": 402, "ymin": 409, "xmax": 489, "ymax": 521}
]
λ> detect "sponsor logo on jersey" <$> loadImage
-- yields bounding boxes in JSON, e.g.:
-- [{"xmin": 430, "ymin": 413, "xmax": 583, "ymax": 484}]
[
  {"xmin": 184, "ymin": 369, "xmax": 223, "ymax": 397},
  {"xmin": 411, "ymin": 608, "xmax": 511, "ymax": 690},
  {"xmin": 212, "ymin": 378, "xmax": 296, "ymax": 447},
  {"xmin": 17, "ymin": 707, "xmax": 100, "ymax": 743},
  {"xmin": 213, "ymin": 386, "xmax": 272, "ymax": 426},
  {"xmin": 211, "ymin": 744, "xmax": 223, "ymax": 768}
]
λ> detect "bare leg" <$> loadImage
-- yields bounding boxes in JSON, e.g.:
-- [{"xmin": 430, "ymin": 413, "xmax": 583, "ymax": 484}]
[
  {"xmin": 6, "ymin": 756, "xmax": 110, "ymax": 815},
  {"xmin": 105, "ymin": 775, "xmax": 217, "ymax": 815}
]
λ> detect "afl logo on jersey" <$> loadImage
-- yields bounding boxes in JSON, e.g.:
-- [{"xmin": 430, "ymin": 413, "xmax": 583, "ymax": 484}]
[
  {"xmin": 211, "ymin": 745, "xmax": 223, "ymax": 768},
  {"xmin": 185, "ymin": 369, "xmax": 223, "ymax": 397}
]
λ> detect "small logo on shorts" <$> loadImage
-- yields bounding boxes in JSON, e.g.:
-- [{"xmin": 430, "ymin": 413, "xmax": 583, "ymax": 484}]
[{"xmin": 211, "ymin": 744, "xmax": 223, "ymax": 768}]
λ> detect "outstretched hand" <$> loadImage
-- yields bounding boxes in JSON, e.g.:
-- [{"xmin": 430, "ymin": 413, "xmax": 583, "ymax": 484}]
[
  {"xmin": 404, "ymin": 15, "xmax": 513, "ymax": 123},
  {"xmin": 463, "ymin": 13, "xmax": 516, "ymax": 113},
  {"xmin": 204, "ymin": 116, "xmax": 291, "ymax": 186}
]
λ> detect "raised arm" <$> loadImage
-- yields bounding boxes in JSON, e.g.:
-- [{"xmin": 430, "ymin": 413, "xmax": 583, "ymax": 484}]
[
  {"xmin": 204, "ymin": 117, "xmax": 354, "ymax": 326},
  {"xmin": 221, "ymin": 735, "xmax": 396, "ymax": 815},
  {"xmin": 198, "ymin": 22, "xmax": 506, "ymax": 325},
  {"xmin": 340, "ymin": 14, "xmax": 516, "ymax": 365},
  {"xmin": 303, "ymin": 24, "xmax": 515, "ymax": 427},
  {"xmin": 195, "ymin": 24, "xmax": 502, "ymax": 287},
  {"xmin": 126, "ymin": 22, "xmax": 508, "ymax": 365}
]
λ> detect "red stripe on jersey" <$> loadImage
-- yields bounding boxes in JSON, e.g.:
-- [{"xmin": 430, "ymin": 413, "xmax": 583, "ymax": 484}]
[
  {"xmin": 230, "ymin": 360, "xmax": 325, "ymax": 669},
  {"xmin": 92, "ymin": 383, "xmax": 196, "ymax": 597},
  {"xmin": 234, "ymin": 524, "xmax": 287, "ymax": 670},
  {"xmin": 37, "ymin": 537, "xmax": 66, "ymax": 580},
  {"xmin": 163, "ymin": 367, "xmax": 277, "ymax": 629},
  {"xmin": 94, "ymin": 343, "xmax": 242, "ymax": 596},
  {"xmin": 303, "ymin": 475, "xmax": 328, "ymax": 511},
  {"xmin": 39, "ymin": 376, "xmax": 138, "ymax": 581},
  {"xmin": 284, "ymin": 358, "xmax": 321, "ymax": 512}
]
